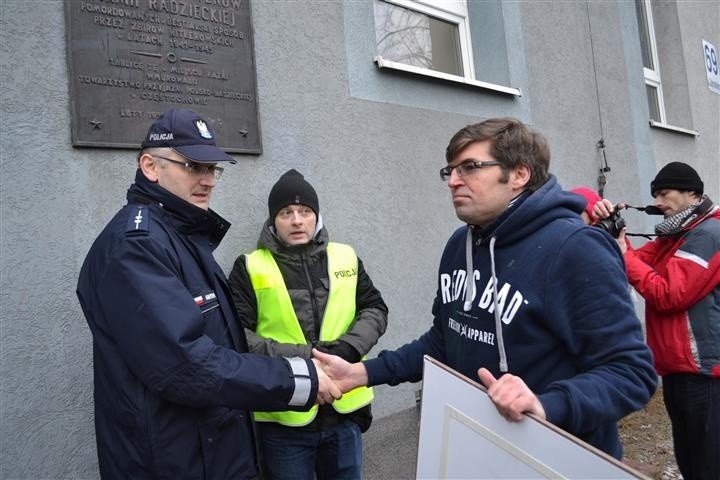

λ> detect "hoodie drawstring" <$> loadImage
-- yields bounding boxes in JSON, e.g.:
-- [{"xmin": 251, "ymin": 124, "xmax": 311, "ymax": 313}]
[
  {"xmin": 463, "ymin": 228, "xmax": 475, "ymax": 312},
  {"xmin": 461, "ymin": 229, "xmax": 509, "ymax": 373},
  {"xmin": 489, "ymin": 236, "xmax": 508, "ymax": 373}
]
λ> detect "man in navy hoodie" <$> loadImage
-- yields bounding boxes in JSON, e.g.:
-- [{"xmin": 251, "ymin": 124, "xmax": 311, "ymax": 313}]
[
  {"xmin": 77, "ymin": 109, "xmax": 340, "ymax": 479},
  {"xmin": 315, "ymin": 117, "xmax": 657, "ymax": 459}
]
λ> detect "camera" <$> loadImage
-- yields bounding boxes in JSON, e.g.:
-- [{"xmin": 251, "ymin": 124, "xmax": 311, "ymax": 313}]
[{"xmin": 596, "ymin": 211, "xmax": 626, "ymax": 238}]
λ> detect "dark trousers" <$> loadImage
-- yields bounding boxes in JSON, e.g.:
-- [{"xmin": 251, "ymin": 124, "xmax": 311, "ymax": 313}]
[
  {"xmin": 256, "ymin": 420, "xmax": 362, "ymax": 480},
  {"xmin": 662, "ymin": 373, "xmax": 720, "ymax": 480}
]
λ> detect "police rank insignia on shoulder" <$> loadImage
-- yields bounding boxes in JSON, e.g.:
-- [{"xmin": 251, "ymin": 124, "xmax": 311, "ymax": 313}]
[{"xmin": 126, "ymin": 206, "xmax": 149, "ymax": 235}]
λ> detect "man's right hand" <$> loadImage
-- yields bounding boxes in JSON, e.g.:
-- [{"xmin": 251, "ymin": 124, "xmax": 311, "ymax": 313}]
[
  {"xmin": 592, "ymin": 198, "xmax": 626, "ymax": 219},
  {"xmin": 311, "ymin": 358, "xmax": 342, "ymax": 405},
  {"xmin": 312, "ymin": 349, "xmax": 369, "ymax": 394},
  {"xmin": 592, "ymin": 198, "xmax": 629, "ymax": 252}
]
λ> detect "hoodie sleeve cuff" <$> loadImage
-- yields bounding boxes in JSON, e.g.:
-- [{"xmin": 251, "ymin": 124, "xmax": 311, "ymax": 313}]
[
  {"xmin": 538, "ymin": 390, "xmax": 571, "ymax": 429},
  {"xmin": 285, "ymin": 357, "xmax": 317, "ymax": 407},
  {"xmin": 363, "ymin": 357, "xmax": 388, "ymax": 387}
]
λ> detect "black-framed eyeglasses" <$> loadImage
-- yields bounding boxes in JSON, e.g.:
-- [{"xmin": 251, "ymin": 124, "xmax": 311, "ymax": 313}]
[
  {"xmin": 153, "ymin": 155, "xmax": 224, "ymax": 180},
  {"xmin": 439, "ymin": 160, "xmax": 502, "ymax": 181}
]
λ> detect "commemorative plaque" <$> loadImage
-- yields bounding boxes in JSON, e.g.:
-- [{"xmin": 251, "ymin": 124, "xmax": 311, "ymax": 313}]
[{"xmin": 65, "ymin": 0, "xmax": 261, "ymax": 153}]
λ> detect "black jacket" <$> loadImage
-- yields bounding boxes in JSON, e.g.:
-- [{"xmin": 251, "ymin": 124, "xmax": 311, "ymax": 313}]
[
  {"xmin": 77, "ymin": 171, "xmax": 320, "ymax": 479},
  {"xmin": 228, "ymin": 219, "xmax": 388, "ymax": 431}
]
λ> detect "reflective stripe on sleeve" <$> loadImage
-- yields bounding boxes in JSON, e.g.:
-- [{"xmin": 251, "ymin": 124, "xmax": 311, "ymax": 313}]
[{"xmin": 286, "ymin": 357, "xmax": 312, "ymax": 406}]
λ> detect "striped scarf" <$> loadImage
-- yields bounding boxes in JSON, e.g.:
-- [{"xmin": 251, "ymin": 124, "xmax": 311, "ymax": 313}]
[{"xmin": 654, "ymin": 195, "xmax": 713, "ymax": 237}]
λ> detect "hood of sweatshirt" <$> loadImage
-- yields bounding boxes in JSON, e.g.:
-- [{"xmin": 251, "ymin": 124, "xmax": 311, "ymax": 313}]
[{"xmin": 459, "ymin": 175, "xmax": 585, "ymax": 372}]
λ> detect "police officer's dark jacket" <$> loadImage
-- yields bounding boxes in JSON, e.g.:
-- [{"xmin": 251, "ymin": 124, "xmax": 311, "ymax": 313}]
[{"xmin": 77, "ymin": 170, "xmax": 319, "ymax": 479}]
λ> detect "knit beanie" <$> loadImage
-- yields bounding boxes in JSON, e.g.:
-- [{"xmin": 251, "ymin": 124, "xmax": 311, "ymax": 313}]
[
  {"xmin": 650, "ymin": 162, "xmax": 703, "ymax": 197},
  {"xmin": 268, "ymin": 169, "xmax": 319, "ymax": 219},
  {"xmin": 570, "ymin": 187, "xmax": 602, "ymax": 224}
]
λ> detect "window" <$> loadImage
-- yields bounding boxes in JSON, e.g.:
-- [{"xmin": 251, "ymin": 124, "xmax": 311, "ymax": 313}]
[
  {"xmin": 374, "ymin": 0, "xmax": 472, "ymax": 77},
  {"xmin": 634, "ymin": 0, "xmax": 697, "ymax": 135},
  {"xmin": 635, "ymin": 0, "xmax": 665, "ymax": 123},
  {"xmin": 372, "ymin": 0, "xmax": 520, "ymax": 96}
]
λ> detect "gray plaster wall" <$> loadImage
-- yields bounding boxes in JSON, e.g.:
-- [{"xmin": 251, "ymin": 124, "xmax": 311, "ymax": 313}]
[
  {"xmin": 649, "ymin": 1, "xmax": 720, "ymax": 197},
  {"xmin": 1, "ymin": 1, "xmax": 717, "ymax": 478}
]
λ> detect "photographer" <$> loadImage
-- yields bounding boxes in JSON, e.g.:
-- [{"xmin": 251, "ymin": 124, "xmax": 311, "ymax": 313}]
[{"xmin": 593, "ymin": 162, "xmax": 719, "ymax": 480}]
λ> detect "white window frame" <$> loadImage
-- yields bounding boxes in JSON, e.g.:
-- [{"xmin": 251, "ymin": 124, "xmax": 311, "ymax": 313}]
[
  {"xmin": 636, "ymin": 0, "xmax": 698, "ymax": 135},
  {"xmin": 373, "ymin": 0, "xmax": 521, "ymax": 96},
  {"xmin": 638, "ymin": 0, "xmax": 667, "ymax": 124}
]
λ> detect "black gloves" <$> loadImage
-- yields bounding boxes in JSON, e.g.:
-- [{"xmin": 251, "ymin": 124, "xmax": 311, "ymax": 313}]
[{"xmin": 314, "ymin": 340, "xmax": 361, "ymax": 363}]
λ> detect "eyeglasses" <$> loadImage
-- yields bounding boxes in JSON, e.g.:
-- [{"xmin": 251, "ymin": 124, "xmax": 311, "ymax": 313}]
[
  {"xmin": 439, "ymin": 160, "xmax": 502, "ymax": 181},
  {"xmin": 276, "ymin": 206, "xmax": 315, "ymax": 220},
  {"xmin": 153, "ymin": 155, "xmax": 224, "ymax": 180}
]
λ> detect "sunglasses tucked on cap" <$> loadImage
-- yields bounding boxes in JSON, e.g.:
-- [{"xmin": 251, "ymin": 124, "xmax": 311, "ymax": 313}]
[{"xmin": 141, "ymin": 108, "xmax": 236, "ymax": 164}]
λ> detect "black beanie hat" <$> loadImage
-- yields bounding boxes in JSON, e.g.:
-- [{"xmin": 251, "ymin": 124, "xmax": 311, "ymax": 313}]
[
  {"xmin": 650, "ymin": 162, "xmax": 704, "ymax": 197},
  {"xmin": 268, "ymin": 169, "xmax": 319, "ymax": 219}
]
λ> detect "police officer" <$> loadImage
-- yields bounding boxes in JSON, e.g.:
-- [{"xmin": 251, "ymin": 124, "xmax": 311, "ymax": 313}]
[{"xmin": 77, "ymin": 109, "xmax": 340, "ymax": 479}]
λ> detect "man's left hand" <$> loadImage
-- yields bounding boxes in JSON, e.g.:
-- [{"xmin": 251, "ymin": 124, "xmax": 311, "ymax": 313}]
[{"xmin": 477, "ymin": 368, "xmax": 546, "ymax": 422}]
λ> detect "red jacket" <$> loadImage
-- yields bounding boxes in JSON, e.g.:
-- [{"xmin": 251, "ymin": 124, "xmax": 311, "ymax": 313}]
[{"xmin": 624, "ymin": 205, "xmax": 720, "ymax": 377}]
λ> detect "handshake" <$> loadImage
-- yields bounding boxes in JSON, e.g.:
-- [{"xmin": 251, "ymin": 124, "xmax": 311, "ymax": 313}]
[
  {"xmin": 310, "ymin": 349, "xmax": 547, "ymax": 423},
  {"xmin": 310, "ymin": 348, "xmax": 367, "ymax": 405}
]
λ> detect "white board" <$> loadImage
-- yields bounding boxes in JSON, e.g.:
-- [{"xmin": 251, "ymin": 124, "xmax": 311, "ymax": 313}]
[{"xmin": 416, "ymin": 356, "xmax": 647, "ymax": 479}]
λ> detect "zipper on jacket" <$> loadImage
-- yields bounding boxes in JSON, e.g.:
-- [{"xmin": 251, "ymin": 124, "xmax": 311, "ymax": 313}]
[{"xmin": 300, "ymin": 253, "xmax": 322, "ymax": 341}]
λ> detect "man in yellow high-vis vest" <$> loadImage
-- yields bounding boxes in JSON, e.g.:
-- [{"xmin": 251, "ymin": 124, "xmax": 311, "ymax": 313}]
[{"xmin": 228, "ymin": 169, "xmax": 388, "ymax": 480}]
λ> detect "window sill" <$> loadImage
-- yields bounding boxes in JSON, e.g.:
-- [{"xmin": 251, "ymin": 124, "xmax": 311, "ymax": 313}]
[
  {"xmin": 374, "ymin": 56, "xmax": 522, "ymax": 97},
  {"xmin": 649, "ymin": 120, "xmax": 699, "ymax": 137}
]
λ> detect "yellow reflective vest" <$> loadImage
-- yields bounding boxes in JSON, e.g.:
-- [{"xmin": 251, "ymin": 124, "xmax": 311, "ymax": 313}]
[{"xmin": 246, "ymin": 242, "xmax": 374, "ymax": 426}]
